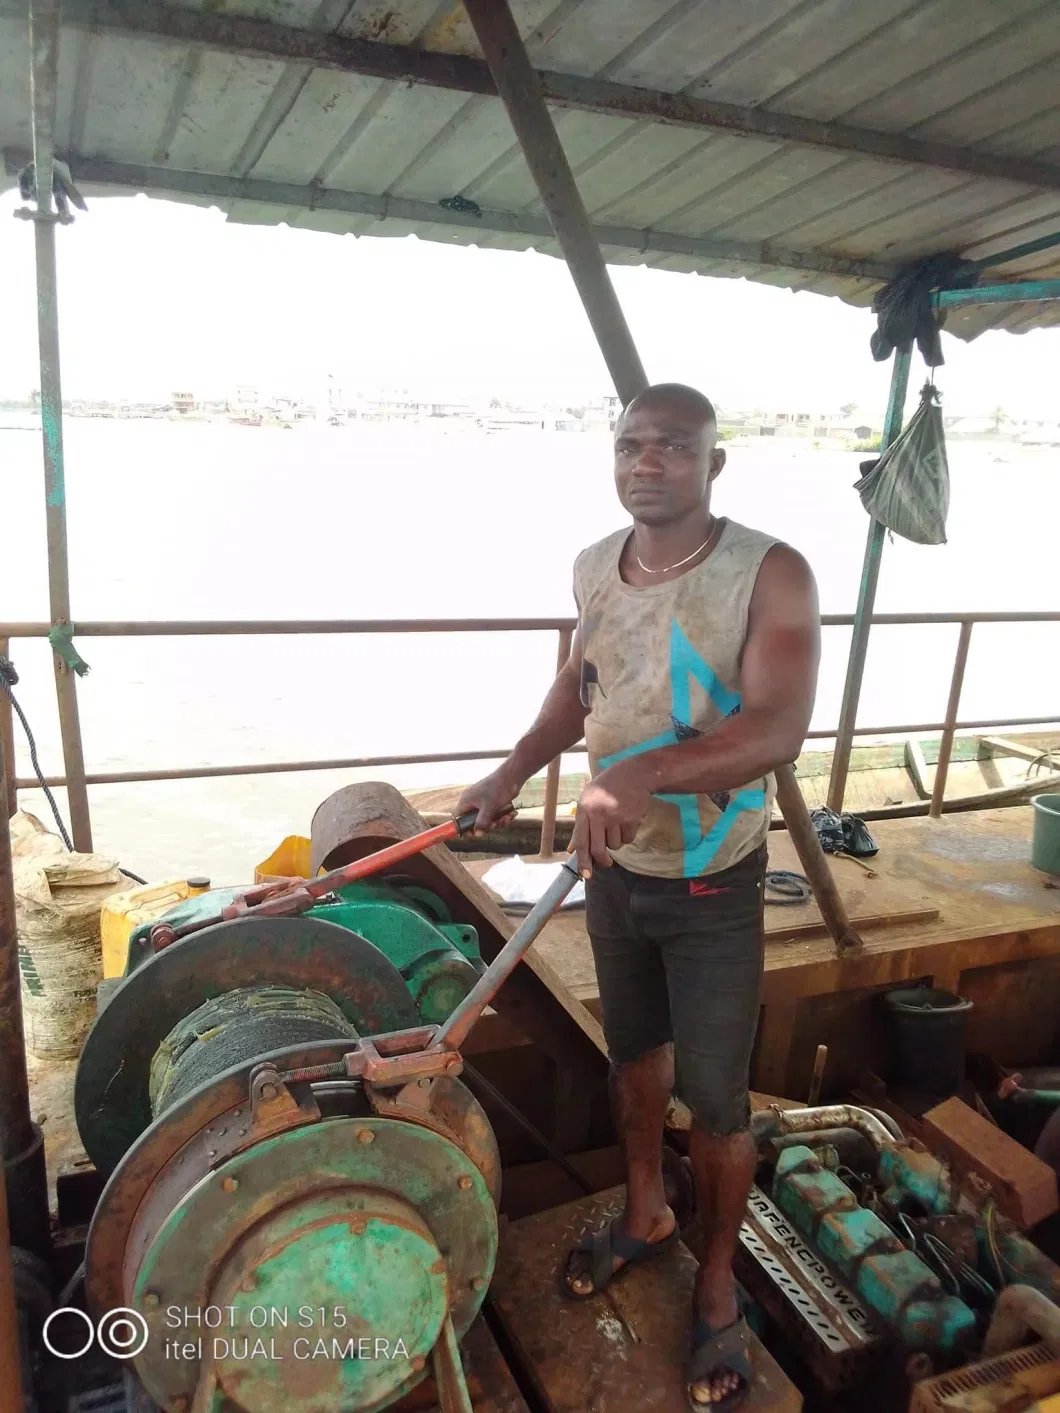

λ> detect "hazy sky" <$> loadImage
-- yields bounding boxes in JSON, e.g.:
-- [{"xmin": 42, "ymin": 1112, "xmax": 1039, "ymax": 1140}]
[{"xmin": 0, "ymin": 189, "xmax": 1056, "ymax": 416}]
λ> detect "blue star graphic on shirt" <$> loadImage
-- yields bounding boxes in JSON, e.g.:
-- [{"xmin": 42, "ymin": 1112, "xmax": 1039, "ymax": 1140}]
[{"xmin": 598, "ymin": 621, "xmax": 764, "ymax": 876}]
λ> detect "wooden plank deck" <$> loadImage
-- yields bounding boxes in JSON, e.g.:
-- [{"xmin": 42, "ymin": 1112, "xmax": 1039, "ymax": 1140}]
[{"xmin": 469, "ymin": 807, "xmax": 1060, "ymax": 1107}]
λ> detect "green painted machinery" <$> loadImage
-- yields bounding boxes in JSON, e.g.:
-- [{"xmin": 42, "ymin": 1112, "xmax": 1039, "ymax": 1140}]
[
  {"xmin": 77, "ymin": 909, "xmax": 501, "ymax": 1413},
  {"xmin": 76, "ymin": 781, "xmax": 519, "ymax": 1413},
  {"xmin": 123, "ymin": 878, "xmax": 485, "ymax": 1027},
  {"xmin": 307, "ymin": 880, "xmax": 485, "ymax": 1025},
  {"xmin": 71, "ymin": 782, "xmax": 585, "ymax": 1412}
]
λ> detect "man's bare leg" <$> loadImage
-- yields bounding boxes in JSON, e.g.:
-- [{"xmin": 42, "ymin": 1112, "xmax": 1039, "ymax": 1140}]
[
  {"xmin": 686, "ymin": 1126, "xmax": 757, "ymax": 1405},
  {"xmin": 566, "ymin": 1044, "xmax": 675, "ymax": 1295}
]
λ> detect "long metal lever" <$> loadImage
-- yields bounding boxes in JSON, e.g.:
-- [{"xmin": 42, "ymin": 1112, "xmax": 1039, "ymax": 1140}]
[{"xmin": 436, "ymin": 855, "xmax": 580, "ymax": 1051}]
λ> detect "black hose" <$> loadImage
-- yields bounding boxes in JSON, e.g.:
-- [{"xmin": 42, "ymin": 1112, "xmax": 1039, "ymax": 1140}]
[
  {"xmin": 57, "ymin": 1259, "xmax": 86, "ymax": 1310},
  {"xmin": 764, "ymin": 869, "xmax": 812, "ymax": 905},
  {"xmin": 1, "ymin": 655, "xmax": 75, "ymax": 850},
  {"xmin": 1, "ymin": 653, "xmax": 146, "ymax": 883}
]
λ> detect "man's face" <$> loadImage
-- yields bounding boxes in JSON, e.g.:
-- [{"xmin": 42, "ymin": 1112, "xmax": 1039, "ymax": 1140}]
[{"xmin": 613, "ymin": 399, "xmax": 725, "ymax": 526}]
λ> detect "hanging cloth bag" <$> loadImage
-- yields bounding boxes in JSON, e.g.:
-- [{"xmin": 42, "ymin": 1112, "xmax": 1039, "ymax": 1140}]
[{"xmin": 853, "ymin": 382, "xmax": 950, "ymax": 545}]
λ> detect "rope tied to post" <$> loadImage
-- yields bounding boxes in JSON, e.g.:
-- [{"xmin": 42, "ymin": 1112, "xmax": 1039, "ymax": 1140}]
[{"xmin": 47, "ymin": 624, "xmax": 90, "ymax": 677}]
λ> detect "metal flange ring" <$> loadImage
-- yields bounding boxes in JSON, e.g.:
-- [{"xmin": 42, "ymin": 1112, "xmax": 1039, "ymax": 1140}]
[
  {"xmin": 127, "ymin": 1117, "xmax": 497, "ymax": 1413},
  {"xmin": 85, "ymin": 1043, "xmax": 500, "ymax": 1320}
]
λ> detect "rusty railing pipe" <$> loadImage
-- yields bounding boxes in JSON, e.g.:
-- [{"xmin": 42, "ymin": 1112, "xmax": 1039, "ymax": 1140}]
[
  {"xmin": 1, "ymin": 611, "xmax": 1059, "ymax": 639},
  {"xmin": 0, "ymin": 641, "xmax": 15, "ymax": 819},
  {"xmin": 12, "ymin": 713, "xmax": 1060, "ymax": 794}
]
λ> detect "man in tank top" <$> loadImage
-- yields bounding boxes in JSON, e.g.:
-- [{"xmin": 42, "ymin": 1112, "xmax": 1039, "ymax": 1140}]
[{"xmin": 458, "ymin": 384, "xmax": 820, "ymax": 1407}]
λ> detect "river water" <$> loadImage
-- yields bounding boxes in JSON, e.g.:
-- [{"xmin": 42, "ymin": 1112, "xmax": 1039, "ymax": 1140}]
[{"xmin": 2, "ymin": 418, "xmax": 1056, "ymax": 880}]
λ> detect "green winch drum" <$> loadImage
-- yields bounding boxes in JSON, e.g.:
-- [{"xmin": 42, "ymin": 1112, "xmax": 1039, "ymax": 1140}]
[{"xmin": 148, "ymin": 986, "xmax": 360, "ymax": 1116}]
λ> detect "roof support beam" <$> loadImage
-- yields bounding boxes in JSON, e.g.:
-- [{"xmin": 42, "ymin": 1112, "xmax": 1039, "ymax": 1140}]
[
  {"xmin": 24, "ymin": 0, "xmax": 1060, "ymax": 194},
  {"xmin": 462, "ymin": 0, "xmax": 645, "ymax": 405},
  {"xmin": 2, "ymin": 149, "xmax": 900, "ymax": 286}
]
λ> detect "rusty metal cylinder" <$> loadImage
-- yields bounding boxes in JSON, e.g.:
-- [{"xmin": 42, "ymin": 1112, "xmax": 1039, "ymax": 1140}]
[
  {"xmin": 0, "ymin": 747, "xmax": 49, "ymax": 1257},
  {"xmin": 3, "ymin": 1126, "xmax": 49, "ymax": 1259}
]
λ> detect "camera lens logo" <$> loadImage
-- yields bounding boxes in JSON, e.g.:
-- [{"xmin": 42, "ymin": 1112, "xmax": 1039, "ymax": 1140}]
[{"xmin": 42, "ymin": 1307, "xmax": 150, "ymax": 1359}]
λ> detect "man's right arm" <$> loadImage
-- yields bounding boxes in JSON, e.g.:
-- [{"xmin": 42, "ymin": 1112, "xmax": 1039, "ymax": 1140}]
[{"xmin": 456, "ymin": 631, "xmax": 588, "ymax": 834}]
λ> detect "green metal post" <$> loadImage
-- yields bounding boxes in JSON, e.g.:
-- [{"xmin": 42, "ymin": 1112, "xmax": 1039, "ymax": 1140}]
[
  {"xmin": 26, "ymin": 0, "xmax": 93, "ymax": 851},
  {"xmin": 960, "ymin": 230, "xmax": 1060, "ymax": 277},
  {"xmin": 935, "ymin": 280, "xmax": 1060, "ymax": 307},
  {"xmin": 826, "ymin": 348, "xmax": 912, "ymax": 812}
]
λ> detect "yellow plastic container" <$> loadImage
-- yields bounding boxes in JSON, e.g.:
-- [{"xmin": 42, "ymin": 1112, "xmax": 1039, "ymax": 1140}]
[
  {"xmin": 254, "ymin": 836, "xmax": 313, "ymax": 885},
  {"xmin": 100, "ymin": 878, "xmax": 211, "ymax": 978}
]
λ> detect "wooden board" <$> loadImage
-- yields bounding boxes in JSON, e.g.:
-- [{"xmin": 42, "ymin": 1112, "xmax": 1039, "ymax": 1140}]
[
  {"xmin": 464, "ymin": 830, "xmax": 939, "ymax": 978},
  {"xmin": 490, "ymin": 1186, "xmax": 802, "ymax": 1413},
  {"xmin": 461, "ymin": 810, "xmax": 1060, "ymax": 1106}
]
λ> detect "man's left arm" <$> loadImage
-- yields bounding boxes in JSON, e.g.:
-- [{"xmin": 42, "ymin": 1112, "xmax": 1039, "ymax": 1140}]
[{"xmin": 572, "ymin": 545, "xmax": 821, "ymax": 872}]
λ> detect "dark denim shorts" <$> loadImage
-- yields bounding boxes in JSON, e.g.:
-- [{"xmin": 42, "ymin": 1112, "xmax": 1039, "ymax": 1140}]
[{"xmin": 584, "ymin": 843, "xmax": 767, "ymax": 1136}]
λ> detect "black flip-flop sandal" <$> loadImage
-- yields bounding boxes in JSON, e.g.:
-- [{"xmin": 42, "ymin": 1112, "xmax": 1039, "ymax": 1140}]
[
  {"xmin": 560, "ymin": 1215, "xmax": 679, "ymax": 1301},
  {"xmin": 687, "ymin": 1314, "xmax": 752, "ymax": 1411}
]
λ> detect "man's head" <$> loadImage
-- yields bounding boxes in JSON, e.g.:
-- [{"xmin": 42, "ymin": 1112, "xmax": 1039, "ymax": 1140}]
[{"xmin": 613, "ymin": 383, "xmax": 724, "ymax": 527}]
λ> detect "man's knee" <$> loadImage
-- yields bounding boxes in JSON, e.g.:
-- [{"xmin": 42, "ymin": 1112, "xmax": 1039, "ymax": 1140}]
[{"xmin": 678, "ymin": 1076, "xmax": 750, "ymax": 1138}]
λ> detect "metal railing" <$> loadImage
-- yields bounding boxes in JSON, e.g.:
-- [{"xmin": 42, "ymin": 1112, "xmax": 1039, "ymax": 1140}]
[{"xmin": 1, "ymin": 611, "xmax": 1058, "ymax": 848}]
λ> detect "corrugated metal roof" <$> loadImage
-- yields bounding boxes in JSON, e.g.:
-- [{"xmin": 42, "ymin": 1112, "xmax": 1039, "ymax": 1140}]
[{"xmin": 1, "ymin": 0, "xmax": 1058, "ymax": 338}]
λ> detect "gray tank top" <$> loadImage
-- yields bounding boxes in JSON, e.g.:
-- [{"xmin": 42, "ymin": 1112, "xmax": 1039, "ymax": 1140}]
[{"xmin": 573, "ymin": 518, "xmax": 779, "ymax": 879}]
